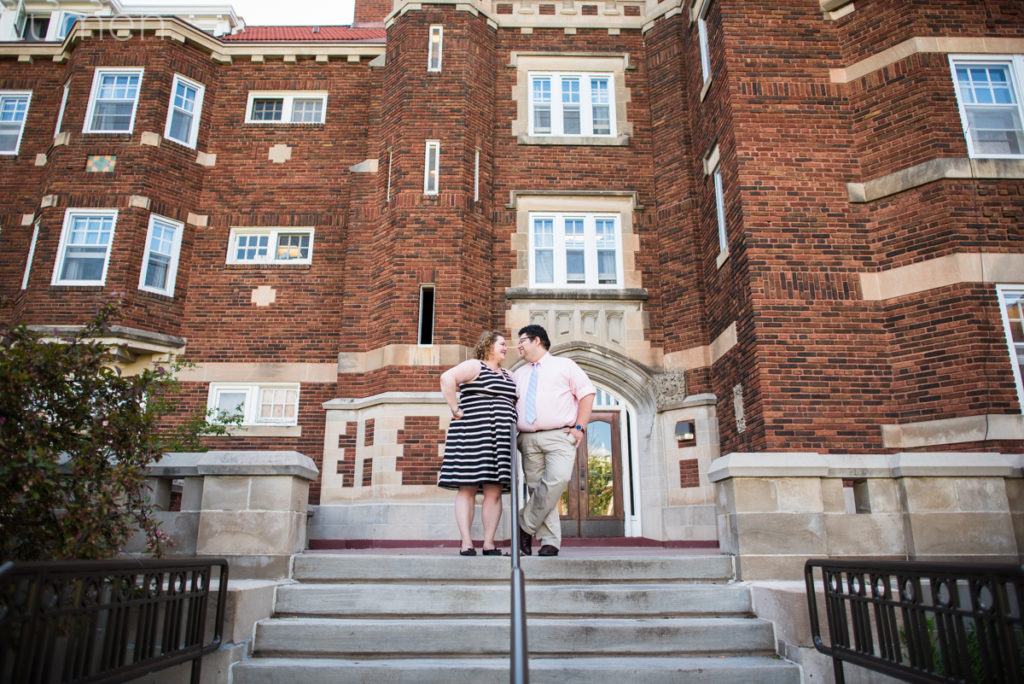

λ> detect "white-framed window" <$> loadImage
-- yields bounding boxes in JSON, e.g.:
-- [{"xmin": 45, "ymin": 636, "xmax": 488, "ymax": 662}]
[
  {"xmin": 997, "ymin": 285, "xmax": 1024, "ymax": 411},
  {"xmin": 84, "ymin": 68, "xmax": 143, "ymax": 134},
  {"xmin": 473, "ymin": 147, "xmax": 480, "ymax": 202},
  {"xmin": 54, "ymin": 12, "xmax": 82, "ymax": 39},
  {"xmin": 227, "ymin": 227, "xmax": 314, "ymax": 265},
  {"xmin": 704, "ymin": 144, "xmax": 728, "ymax": 261},
  {"xmin": 528, "ymin": 73, "xmax": 615, "ymax": 137},
  {"xmin": 21, "ymin": 222, "xmax": 39, "ymax": 290},
  {"xmin": 424, "ymin": 140, "xmax": 440, "ymax": 195},
  {"xmin": 418, "ymin": 284, "xmax": 435, "ymax": 344},
  {"xmin": 208, "ymin": 383, "xmax": 300, "ymax": 426},
  {"xmin": 54, "ymin": 83, "xmax": 68, "ymax": 138},
  {"xmin": 245, "ymin": 91, "xmax": 327, "ymax": 124},
  {"xmin": 15, "ymin": 7, "xmax": 49, "ymax": 40},
  {"xmin": 0, "ymin": 91, "xmax": 31, "ymax": 154},
  {"xmin": 697, "ymin": 2, "xmax": 712, "ymax": 84},
  {"xmin": 139, "ymin": 214, "xmax": 183, "ymax": 296},
  {"xmin": 528, "ymin": 213, "xmax": 622, "ymax": 288},
  {"xmin": 51, "ymin": 209, "xmax": 117, "ymax": 286},
  {"xmin": 950, "ymin": 55, "xmax": 1024, "ymax": 159},
  {"xmin": 164, "ymin": 74, "xmax": 204, "ymax": 148},
  {"xmin": 428, "ymin": 25, "xmax": 443, "ymax": 72}
]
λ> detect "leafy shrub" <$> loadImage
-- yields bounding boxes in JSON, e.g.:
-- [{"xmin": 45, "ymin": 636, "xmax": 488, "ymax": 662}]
[{"xmin": 0, "ymin": 304, "xmax": 236, "ymax": 561}]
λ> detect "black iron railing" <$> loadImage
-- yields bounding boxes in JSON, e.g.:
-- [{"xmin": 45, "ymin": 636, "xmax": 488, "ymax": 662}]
[
  {"xmin": 805, "ymin": 558, "xmax": 1024, "ymax": 683},
  {"xmin": 0, "ymin": 557, "xmax": 228, "ymax": 684}
]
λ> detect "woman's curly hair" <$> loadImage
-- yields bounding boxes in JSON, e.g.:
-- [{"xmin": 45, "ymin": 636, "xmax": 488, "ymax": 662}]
[{"xmin": 472, "ymin": 331, "xmax": 505, "ymax": 360}]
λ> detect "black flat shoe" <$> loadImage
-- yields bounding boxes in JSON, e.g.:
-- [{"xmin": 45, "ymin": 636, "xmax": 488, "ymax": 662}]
[
  {"xmin": 518, "ymin": 526, "xmax": 533, "ymax": 556},
  {"xmin": 460, "ymin": 548, "xmax": 476, "ymax": 556},
  {"xmin": 482, "ymin": 548, "xmax": 502, "ymax": 556},
  {"xmin": 538, "ymin": 545, "xmax": 559, "ymax": 556}
]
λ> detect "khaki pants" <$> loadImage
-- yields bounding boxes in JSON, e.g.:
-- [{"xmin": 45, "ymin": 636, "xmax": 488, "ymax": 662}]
[{"xmin": 517, "ymin": 429, "xmax": 577, "ymax": 548}]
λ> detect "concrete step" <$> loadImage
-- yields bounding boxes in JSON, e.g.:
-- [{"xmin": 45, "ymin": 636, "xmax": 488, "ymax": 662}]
[
  {"xmin": 253, "ymin": 616, "xmax": 777, "ymax": 657},
  {"xmin": 274, "ymin": 581, "xmax": 753, "ymax": 617},
  {"xmin": 231, "ymin": 655, "xmax": 801, "ymax": 684},
  {"xmin": 291, "ymin": 552, "xmax": 735, "ymax": 584}
]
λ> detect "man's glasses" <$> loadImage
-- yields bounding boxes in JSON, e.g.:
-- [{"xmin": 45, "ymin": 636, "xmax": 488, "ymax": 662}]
[{"xmin": 518, "ymin": 337, "xmax": 533, "ymax": 344}]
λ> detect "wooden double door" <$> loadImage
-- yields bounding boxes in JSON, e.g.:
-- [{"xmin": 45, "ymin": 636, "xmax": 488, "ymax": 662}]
[{"xmin": 558, "ymin": 411, "xmax": 625, "ymax": 537}]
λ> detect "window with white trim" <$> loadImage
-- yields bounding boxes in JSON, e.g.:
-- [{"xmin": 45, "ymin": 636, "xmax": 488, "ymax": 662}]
[
  {"xmin": 997, "ymin": 286, "xmax": 1024, "ymax": 411},
  {"xmin": 15, "ymin": 8, "xmax": 49, "ymax": 40},
  {"xmin": 164, "ymin": 74, "xmax": 204, "ymax": 148},
  {"xmin": 227, "ymin": 227, "xmax": 313, "ymax": 265},
  {"xmin": 245, "ymin": 92, "xmax": 326, "ymax": 124},
  {"xmin": 84, "ymin": 68, "xmax": 143, "ymax": 134},
  {"xmin": 54, "ymin": 12, "xmax": 82, "ymax": 39},
  {"xmin": 528, "ymin": 73, "xmax": 615, "ymax": 137},
  {"xmin": 54, "ymin": 83, "xmax": 68, "ymax": 138},
  {"xmin": 139, "ymin": 214, "xmax": 183, "ymax": 296},
  {"xmin": 697, "ymin": 2, "xmax": 712, "ymax": 84},
  {"xmin": 0, "ymin": 91, "xmax": 31, "ymax": 154},
  {"xmin": 208, "ymin": 383, "xmax": 300, "ymax": 426},
  {"xmin": 52, "ymin": 209, "xmax": 117, "ymax": 286},
  {"xmin": 428, "ymin": 25, "xmax": 443, "ymax": 72},
  {"xmin": 419, "ymin": 284, "xmax": 435, "ymax": 344},
  {"xmin": 950, "ymin": 56, "xmax": 1024, "ymax": 158},
  {"xmin": 21, "ymin": 222, "xmax": 39, "ymax": 290},
  {"xmin": 704, "ymin": 145, "xmax": 728, "ymax": 262},
  {"xmin": 529, "ymin": 213, "xmax": 622, "ymax": 288},
  {"xmin": 424, "ymin": 140, "xmax": 440, "ymax": 195},
  {"xmin": 473, "ymin": 147, "xmax": 480, "ymax": 202}
]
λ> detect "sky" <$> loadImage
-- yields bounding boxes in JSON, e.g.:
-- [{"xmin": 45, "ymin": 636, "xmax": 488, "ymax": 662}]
[{"xmin": 136, "ymin": 1, "xmax": 356, "ymax": 25}]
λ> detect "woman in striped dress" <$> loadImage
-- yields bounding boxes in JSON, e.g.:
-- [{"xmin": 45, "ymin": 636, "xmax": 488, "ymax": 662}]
[{"xmin": 438, "ymin": 331, "xmax": 517, "ymax": 556}]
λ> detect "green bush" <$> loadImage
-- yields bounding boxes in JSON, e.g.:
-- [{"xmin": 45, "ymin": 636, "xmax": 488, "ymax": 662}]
[{"xmin": 0, "ymin": 304, "xmax": 236, "ymax": 561}]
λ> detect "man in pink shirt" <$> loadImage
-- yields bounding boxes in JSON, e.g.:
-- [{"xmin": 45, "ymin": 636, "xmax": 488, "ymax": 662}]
[{"xmin": 514, "ymin": 324, "xmax": 596, "ymax": 556}]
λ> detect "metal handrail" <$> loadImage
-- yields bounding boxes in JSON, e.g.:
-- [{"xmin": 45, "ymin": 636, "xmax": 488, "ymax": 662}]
[
  {"xmin": 0, "ymin": 556, "xmax": 228, "ymax": 684},
  {"xmin": 805, "ymin": 558, "xmax": 1024, "ymax": 684},
  {"xmin": 509, "ymin": 423, "xmax": 529, "ymax": 684}
]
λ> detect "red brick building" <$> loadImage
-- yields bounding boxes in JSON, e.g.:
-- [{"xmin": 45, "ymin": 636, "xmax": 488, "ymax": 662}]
[{"xmin": 1, "ymin": 0, "xmax": 1022, "ymax": 557}]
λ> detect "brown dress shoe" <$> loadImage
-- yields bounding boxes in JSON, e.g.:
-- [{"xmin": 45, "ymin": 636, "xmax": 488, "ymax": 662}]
[
  {"xmin": 518, "ymin": 526, "xmax": 533, "ymax": 556},
  {"xmin": 538, "ymin": 544, "xmax": 559, "ymax": 556}
]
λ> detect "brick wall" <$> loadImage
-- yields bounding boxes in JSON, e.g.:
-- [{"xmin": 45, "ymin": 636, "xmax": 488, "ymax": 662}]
[
  {"xmin": 396, "ymin": 415, "xmax": 444, "ymax": 484},
  {"xmin": 1, "ymin": 0, "xmax": 1022, "ymax": 513}
]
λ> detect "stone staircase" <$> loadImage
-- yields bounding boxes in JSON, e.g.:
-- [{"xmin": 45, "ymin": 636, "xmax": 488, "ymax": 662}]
[{"xmin": 231, "ymin": 552, "xmax": 802, "ymax": 683}]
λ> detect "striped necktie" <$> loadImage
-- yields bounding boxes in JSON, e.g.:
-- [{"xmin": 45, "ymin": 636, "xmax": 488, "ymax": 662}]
[{"xmin": 524, "ymin": 362, "xmax": 539, "ymax": 424}]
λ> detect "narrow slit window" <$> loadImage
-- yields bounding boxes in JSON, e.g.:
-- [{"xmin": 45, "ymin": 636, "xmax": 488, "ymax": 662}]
[
  {"xmin": 473, "ymin": 148, "xmax": 480, "ymax": 202},
  {"xmin": 424, "ymin": 140, "xmax": 440, "ymax": 195},
  {"xmin": 419, "ymin": 285, "xmax": 435, "ymax": 345},
  {"xmin": 713, "ymin": 167, "xmax": 727, "ymax": 254},
  {"xmin": 54, "ymin": 83, "xmax": 69, "ymax": 138},
  {"xmin": 21, "ymin": 223, "xmax": 39, "ymax": 290},
  {"xmin": 428, "ymin": 26, "xmax": 443, "ymax": 72}
]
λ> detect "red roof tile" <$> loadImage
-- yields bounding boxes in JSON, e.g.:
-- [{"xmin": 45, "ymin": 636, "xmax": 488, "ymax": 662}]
[{"xmin": 222, "ymin": 25, "xmax": 385, "ymax": 42}]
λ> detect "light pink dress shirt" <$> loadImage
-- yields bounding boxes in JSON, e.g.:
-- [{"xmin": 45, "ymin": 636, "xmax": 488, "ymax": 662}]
[{"xmin": 514, "ymin": 352, "xmax": 596, "ymax": 432}]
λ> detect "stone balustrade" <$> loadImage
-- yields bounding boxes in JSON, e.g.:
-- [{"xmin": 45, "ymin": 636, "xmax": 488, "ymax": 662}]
[
  {"xmin": 709, "ymin": 451, "xmax": 1024, "ymax": 580},
  {"xmin": 135, "ymin": 450, "xmax": 318, "ymax": 579}
]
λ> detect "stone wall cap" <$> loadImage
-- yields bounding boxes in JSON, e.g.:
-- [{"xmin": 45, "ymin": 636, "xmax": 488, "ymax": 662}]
[
  {"xmin": 149, "ymin": 452, "xmax": 204, "ymax": 476},
  {"xmin": 681, "ymin": 393, "xmax": 717, "ymax": 408},
  {"xmin": 708, "ymin": 452, "xmax": 828, "ymax": 482},
  {"xmin": 708, "ymin": 451, "xmax": 1024, "ymax": 482},
  {"xmin": 197, "ymin": 450, "xmax": 319, "ymax": 480},
  {"xmin": 888, "ymin": 452, "xmax": 1023, "ymax": 478},
  {"xmin": 823, "ymin": 453, "xmax": 893, "ymax": 478}
]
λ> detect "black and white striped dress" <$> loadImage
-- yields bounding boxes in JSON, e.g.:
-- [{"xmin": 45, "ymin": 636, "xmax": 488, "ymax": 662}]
[{"xmin": 437, "ymin": 361, "xmax": 516, "ymax": 491}]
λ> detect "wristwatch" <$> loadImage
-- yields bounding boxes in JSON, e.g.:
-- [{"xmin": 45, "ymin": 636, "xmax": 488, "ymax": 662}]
[{"xmin": 573, "ymin": 424, "xmax": 585, "ymax": 432}]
